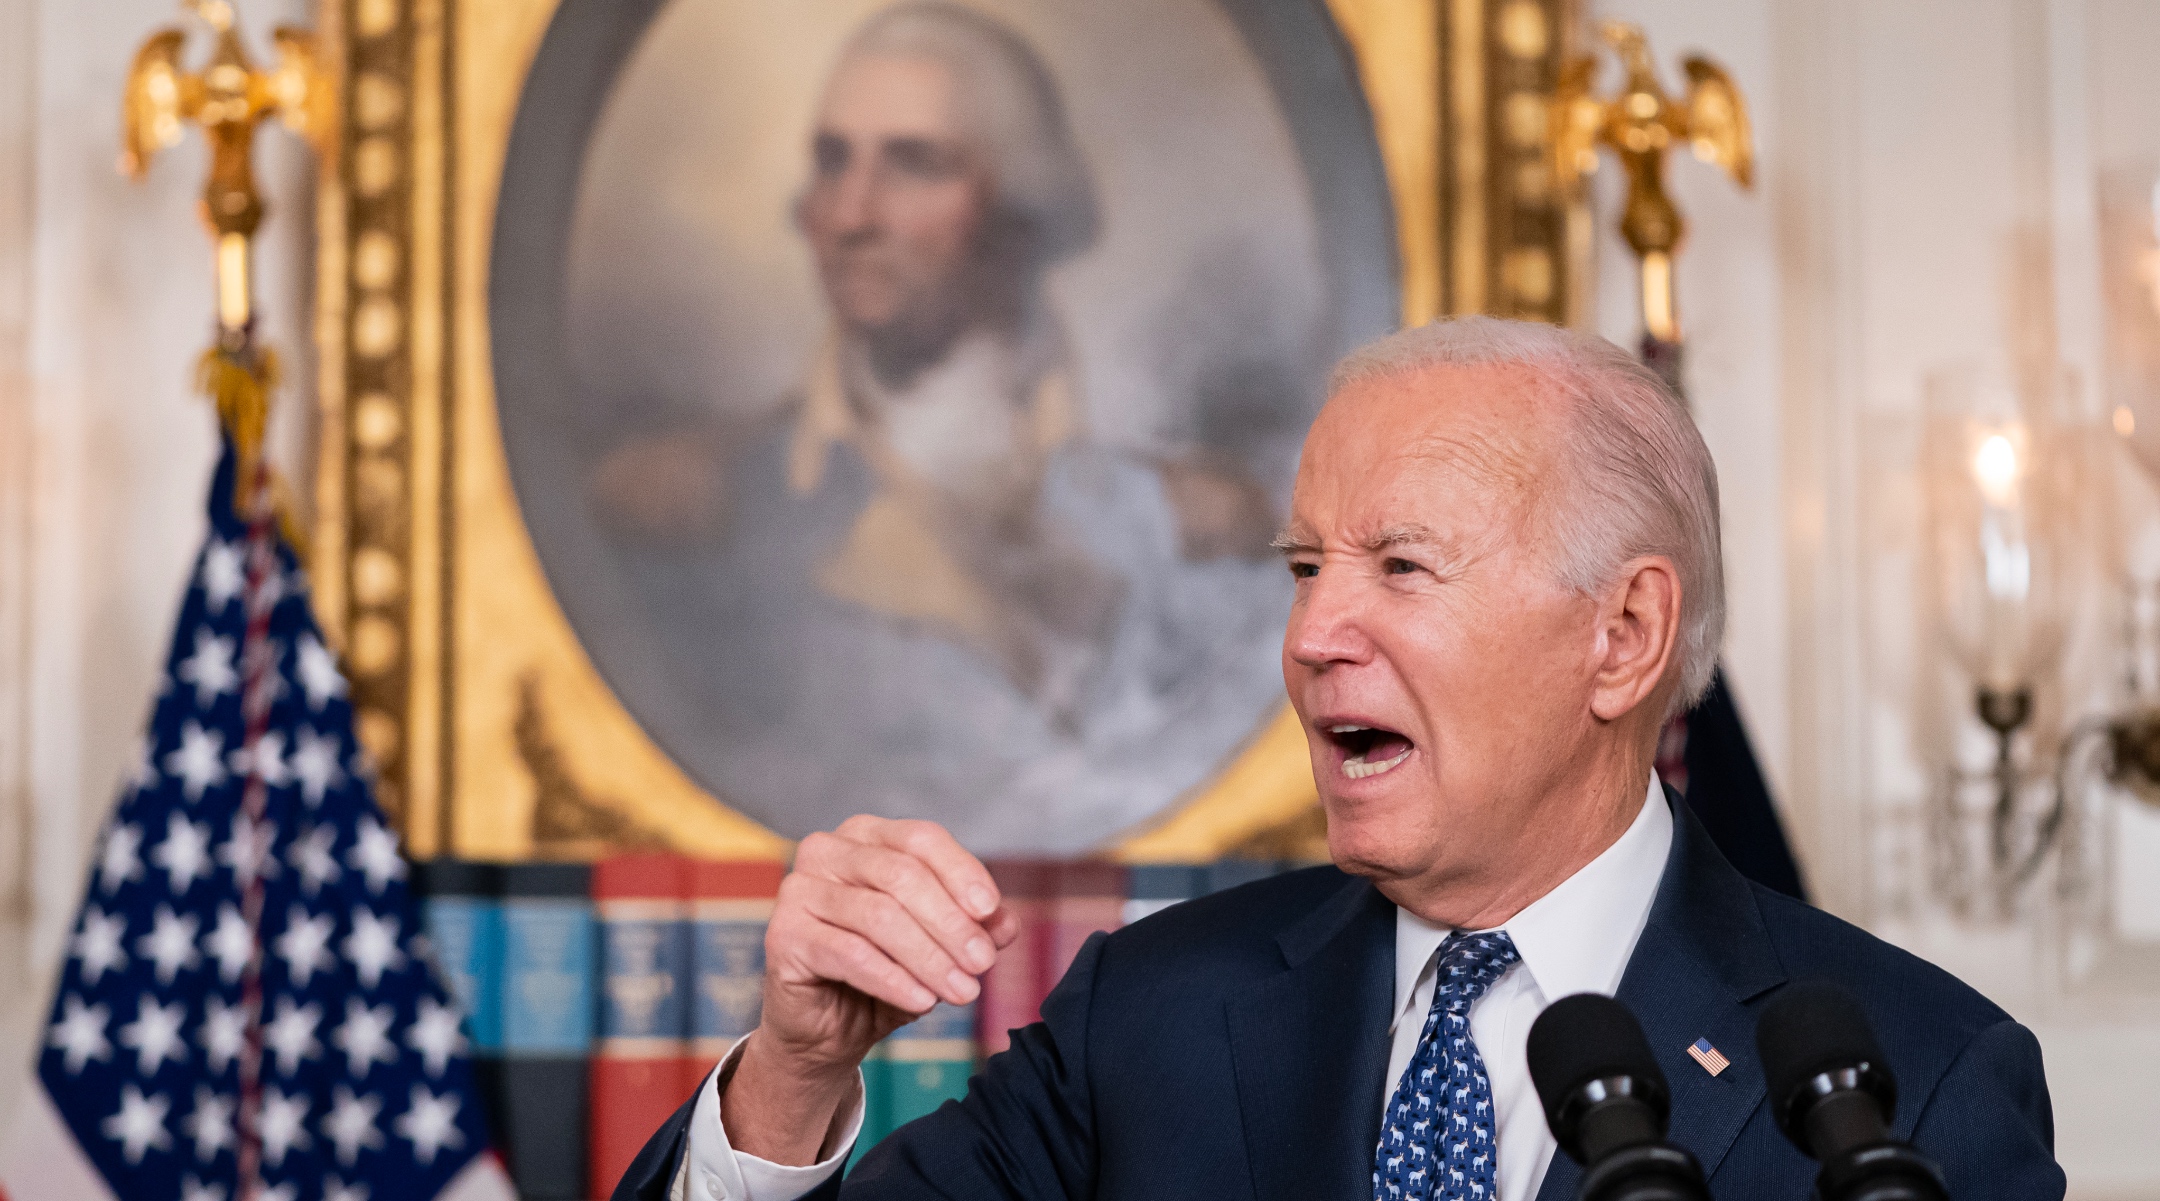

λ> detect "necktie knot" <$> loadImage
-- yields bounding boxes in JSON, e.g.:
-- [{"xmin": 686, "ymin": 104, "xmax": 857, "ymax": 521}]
[{"xmin": 1432, "ymin": 930, "xmax": 1518, "ymax": 1009}]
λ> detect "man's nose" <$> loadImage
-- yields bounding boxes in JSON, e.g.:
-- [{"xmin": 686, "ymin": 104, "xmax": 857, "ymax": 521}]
[
  {"xmin": 827, "ymin": 157, "xmax": 881, "ymax": 237},
  {"xmin": 1285, "ymin": 566, "xmax": 1376, "ymax": 669}
]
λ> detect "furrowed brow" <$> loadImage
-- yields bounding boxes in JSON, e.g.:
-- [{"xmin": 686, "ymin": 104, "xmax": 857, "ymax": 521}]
[
  {"xmin": 1270, "ymin": 528, "xmax": 1321, "ymax": 556},
  {"xmin": 1362, "ymin": 523, "xmax": 1442, "ymax": 553}
]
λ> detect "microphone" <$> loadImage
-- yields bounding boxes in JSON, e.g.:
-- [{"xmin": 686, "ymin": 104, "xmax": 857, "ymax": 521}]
[
  {"xmin": 1754, "ymin": 979, "xmax": 1948, "ymax": 1201},
  {"xmin": 1527, "ymin": 994, "xmax": 1708, "ymax": 1201}
]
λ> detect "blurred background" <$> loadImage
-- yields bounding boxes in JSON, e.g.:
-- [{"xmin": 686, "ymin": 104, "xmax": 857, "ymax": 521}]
[{"xmin": 3, "ymin": 0, "xmax": 2160, "ymax": 1197}]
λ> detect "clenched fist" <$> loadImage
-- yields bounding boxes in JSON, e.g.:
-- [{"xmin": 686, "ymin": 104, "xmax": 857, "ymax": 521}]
[{"xmin": 723, "ymin": 817, "xmax": 1020, "ymax": 1164}]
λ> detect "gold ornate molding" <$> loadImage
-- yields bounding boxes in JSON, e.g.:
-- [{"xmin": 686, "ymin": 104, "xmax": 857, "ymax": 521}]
[{"xmin": 313, "ymin": 0, "xmax": 1586, "ymax": 863}]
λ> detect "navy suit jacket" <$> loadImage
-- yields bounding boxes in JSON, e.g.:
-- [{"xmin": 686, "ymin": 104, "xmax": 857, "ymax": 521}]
[{"xmin": 614, "ymin": 801, "xmax": 2063, "ymax": 1200}]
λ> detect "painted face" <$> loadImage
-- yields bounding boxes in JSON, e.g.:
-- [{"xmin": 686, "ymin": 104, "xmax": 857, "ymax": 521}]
[
  {"xmin": 1277, "ymin": 364, "xmax": 1607, "ymax": 891},
  {"xmin": 798, "ymin": 54, "xmax": 993, "ymax": 365}
]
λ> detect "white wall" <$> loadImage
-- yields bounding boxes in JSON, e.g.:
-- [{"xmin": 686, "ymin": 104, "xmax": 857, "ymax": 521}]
[{"xmin": 0, "ymin": 0, "xmax": 313, "ymax": 1132}]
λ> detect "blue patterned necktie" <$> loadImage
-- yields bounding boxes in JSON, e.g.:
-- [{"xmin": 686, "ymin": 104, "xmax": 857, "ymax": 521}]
[{"xmin": 1374, "ymin": 930, "xmax": 1520, "ymax": 1201}]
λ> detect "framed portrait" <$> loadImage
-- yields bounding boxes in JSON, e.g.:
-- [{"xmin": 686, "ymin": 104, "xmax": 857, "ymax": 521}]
[{"xmin": 314, "ymin": 0, "xmax": 1583, "ymax": 860}]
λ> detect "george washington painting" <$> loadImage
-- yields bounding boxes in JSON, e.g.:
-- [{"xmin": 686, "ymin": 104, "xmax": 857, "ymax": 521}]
[{"xmin": 488, "ymin": 0, "xmax": 1397, "ymax": 853}]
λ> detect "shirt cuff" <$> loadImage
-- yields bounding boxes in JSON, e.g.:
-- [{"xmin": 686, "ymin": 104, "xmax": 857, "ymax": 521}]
[{"xmin": 675, "ymin": 1031, "xmax": 865, "ymax": 1201}]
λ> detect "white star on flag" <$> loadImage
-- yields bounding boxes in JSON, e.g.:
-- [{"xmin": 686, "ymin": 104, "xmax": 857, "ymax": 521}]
[
  {"xmin": 295, "ymin": 633, "xmax": 349, "ymax": 710},
  {"xmin": 325, "ymin": 1085, "xmax": 387, "ymax": 1166},
  {"xmin": 324, "ymin": 1177, "xmax": 370, "ymax": 1201},
  {"xmin": 290, "ymin": 822, "xmax": 342, "ymax": 896},
  {"xmin": 275, "ymin": 905, "xmax": 336, "ymax": 986},
  {"xmin": 257, "ymin": 1086, "xmax": 312, "ymax": 1167},
  {"xmin": 216, "ymin": 809, "xmax": 277, "ymax": 887},
  {"xmin": 263, "ymin": 997, "xmax": 323, "ymax": 1077},
  {"xmin": 135, "ymin": 905, "xmax": 201, "ymax": 984},
  {"xmin": 117, "ymin": 995, "xmax": 188, "ymax": 1075},
  {"xmin": 149, "ymin": 812, "xmax": 214, "ymax": 894},
  {"xmin": 164, "ymin": 721, "xmax": 229, "ymax": 801},
  {"xmin": 406, "ymin": 997, "xmax": 465, "ymax": 1078},
  {"xmin": 333, "ymin": 998, "xmax": 399, "ymax": 1078},
  {"xmin": 183, "ymin": 1085, "xmax": 236, "ymax": 1162},
  {"xmin": 101, "ymin": 1083, "xmax": 173, "ymax": 1164},
  {"xmin": 47, "ymin": 995, "xmax": 112, "ymax": 1074},
  {"xmin": 348, "ymin": 817, "xmax": 406, "ymax": 894},
  {"xmin": 175, "ymin": 630, "xmax": 239, "ymax": 708},
  {"xmin": 344, "ymin": 910, "xmax": 406, "ymax": 989},
  {"xmin": 199, "ymin": 538, "xmax": 246, "ymax": 612},
  {"xmin": 199, "ymin": 994, "xmax": 248, "ymax": 1074},
  {"xmin": 181, "ymin": 1174, "xmax": 227, "ymax": 1201},
  {"xmin": 206, "ymin": 903, "xmax": 252, "ymax": 983},
  {"xmin": 290, "ymin": 725, "xmax": 345, "ymax": 807},
  {"xmin": 96, "ymin": 822, "xmax": 144, "ymax": 894},
  {"xmin": 392, "ymin": 1085, "xmax": 465, "ymax": 1165},
  {"xmin": 71, "ymin": 907, "xmax": 129, "ymax": 985},
  {"xmin": 228, "ymin": 727, "xmax": 291, "ymax": 789}
]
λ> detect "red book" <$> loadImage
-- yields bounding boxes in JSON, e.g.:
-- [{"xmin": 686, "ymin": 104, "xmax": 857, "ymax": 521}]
[
  {"xmin": 589, "ymin": 853, "xmax": 693, "ymax": 1200},
  {"xmin": 1044, "ymin": 861, "xmax": 1126, "ymax": 994},
  {"xmin": 976, "ymin": 860, "xmax": 1052, "ymax": 1055},
  {"xmin": 686, "ymin": 859, "xmax": 787, "ymax": 1090}
]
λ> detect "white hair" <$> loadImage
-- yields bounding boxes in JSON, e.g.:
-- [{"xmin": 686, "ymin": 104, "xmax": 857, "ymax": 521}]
[
  {"xmin": 837, "ymin": 3, "xmax": 1099, "ymax": 268},
  {"xmin": 1329, "ymin": 316, "xmax": 1725, "ymax": 713}
]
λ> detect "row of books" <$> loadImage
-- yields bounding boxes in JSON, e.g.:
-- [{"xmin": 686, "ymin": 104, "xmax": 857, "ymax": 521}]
[{"xmin": 410, "ymin": 855, "xmax": 1316, "ymax": 1199}]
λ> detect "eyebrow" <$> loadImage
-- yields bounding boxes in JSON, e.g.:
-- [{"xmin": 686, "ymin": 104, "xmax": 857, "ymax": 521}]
[{"xmin": 1269, "ymin": 522, "xmax": 1446, "ymax": 556}]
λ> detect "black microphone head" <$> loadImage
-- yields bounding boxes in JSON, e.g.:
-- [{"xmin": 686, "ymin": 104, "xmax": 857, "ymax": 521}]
[
  {"xmin": 1755, "ymin": 979, "xmax": 1898, "ymax": 1151},
  {"xmin": 1527, "ymin": 993, "xmax": 1671, "ymax": 1151}
]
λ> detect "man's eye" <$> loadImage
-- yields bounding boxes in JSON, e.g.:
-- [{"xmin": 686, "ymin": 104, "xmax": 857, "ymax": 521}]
[
  {"xmin": 812, "ymin": 134, "xmax": 849, "ymax": 176},
  {"xmin": 1287, "ymin": 561, "xmax": 1319, "ymax": 580},
  {"xmin": 1383, "ymin": 558, "xmax": 1419, "ymax": 576}
]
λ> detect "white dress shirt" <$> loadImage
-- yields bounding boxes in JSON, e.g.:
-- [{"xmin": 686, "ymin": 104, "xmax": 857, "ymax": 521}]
[
  {"xmin": 1383, "ymin": 775, "xmax": 1671, "ymax": 1201},
  {"xmin": 675, "ymin": 775, "xmax": 1672, "ymax": 1201}
]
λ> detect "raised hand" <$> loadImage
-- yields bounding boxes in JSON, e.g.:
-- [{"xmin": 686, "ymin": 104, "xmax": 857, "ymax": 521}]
[{"xmin": 722, "ymin": 816, "xmax": 1019, "ymax": 1164}]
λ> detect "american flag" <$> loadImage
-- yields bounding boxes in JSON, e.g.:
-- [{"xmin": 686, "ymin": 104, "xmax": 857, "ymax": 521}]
[
  {"xmin": 7, "ymin": 439, "xmax": 510, "ymax": 1201},
  {"xmin": 1687, "ymin": 1037, "xmax": 1730, "ymax": 1077}
]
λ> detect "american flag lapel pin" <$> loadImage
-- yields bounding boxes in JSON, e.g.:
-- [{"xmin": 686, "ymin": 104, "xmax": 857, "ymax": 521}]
[{"xmin": 1687, "ymin": 1037, "xmax": 1731, "ymax": 1077}]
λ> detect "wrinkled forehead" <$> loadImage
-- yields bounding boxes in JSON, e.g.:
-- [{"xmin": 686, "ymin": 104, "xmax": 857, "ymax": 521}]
[
  {"xmin": 816, "ymin": 51, "xmax": 969, "ymax": 143},
  {"xmin": 1289, "ymin": 365, "xmax": 1566, "ymax": 542}
]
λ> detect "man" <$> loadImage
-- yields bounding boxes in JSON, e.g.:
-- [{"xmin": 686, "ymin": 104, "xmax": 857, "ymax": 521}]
[
  {"xmin": 585, "ymin": 3, "xmax": 1290, "ymax": 850},
  {"xmin": 617, "ymin": 318, "xmax": 2063, "ymax": 1200},
  {"xmin": 591, "ymin": 1, "xmax": 1276, "ymax": 717}
]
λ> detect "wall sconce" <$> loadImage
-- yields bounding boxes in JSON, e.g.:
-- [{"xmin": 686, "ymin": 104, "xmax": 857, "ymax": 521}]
[{"xmin": 1924, "ymin": 362, "xmax": 2073, "ymax": 917}]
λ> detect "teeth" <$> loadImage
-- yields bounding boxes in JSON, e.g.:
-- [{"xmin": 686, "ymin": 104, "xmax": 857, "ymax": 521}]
[
  {"xmin": 1342, "ymin": 747, "xmax": 1412, "ymax": 780},
  {"xmin": 1328, "ymin": 724, "xmax": 1370, "ymax": 734}
]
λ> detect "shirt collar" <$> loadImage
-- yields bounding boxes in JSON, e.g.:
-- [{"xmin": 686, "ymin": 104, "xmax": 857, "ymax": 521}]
[{"xmin": 1390, "ymin": 773, "xmax": 1675, "ymax": 1030}]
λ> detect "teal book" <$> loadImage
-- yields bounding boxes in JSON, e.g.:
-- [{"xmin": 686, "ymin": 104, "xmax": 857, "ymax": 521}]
[
  {"xmin": 852, "ymin": 1001, "xmax": 975, "ymax": 1170},
  {"xmin": 409, "ymin": 859, "xmax": 505, "ymax": 1051}
]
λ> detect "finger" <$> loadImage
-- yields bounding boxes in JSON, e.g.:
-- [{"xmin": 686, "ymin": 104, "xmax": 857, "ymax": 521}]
[
  {"xmin": 819, "ymin": 834, "xmax": 999, "ymax": 977},
  {"xmin": 796, "ymin": 917, "xmax": 940, "ymax": 1015},
  {"xmin": 854, "ymin": 819, "xmax": 1003, "ymax": 922},
  {"xmin": 795, "ymin": 875, "xmax": 979, "ymax": 1006},
  {"xmin": 983, "ymin": 904, "xmax": 1022, "ymax": 950}
]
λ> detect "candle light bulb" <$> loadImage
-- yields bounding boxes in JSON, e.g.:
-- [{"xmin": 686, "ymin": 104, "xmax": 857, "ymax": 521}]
[{"xmin": 1974, "ymin": 433, "xmax": 2020, "ymax": 506}]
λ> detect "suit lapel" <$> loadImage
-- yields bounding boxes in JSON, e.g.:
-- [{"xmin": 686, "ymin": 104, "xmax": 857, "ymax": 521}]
[
  {"xmin": 1532, "ymin": 798, "xmax": 1786, "ymax": 1201},
  {"xmin": 1225, "ymin": 878, "xmax": 1397, "ymax": 1201}
]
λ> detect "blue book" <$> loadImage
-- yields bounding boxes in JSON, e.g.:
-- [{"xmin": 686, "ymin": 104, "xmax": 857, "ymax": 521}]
[
  {"xmin": 410, "ymin": 859, "xmax": 505, "ymax": 1052},
  {"xmin": 1203, "ymin": 858, "xmax": 1281, "ymax": 896},
  {"xmin": 855, "ymin": 1001, "xmax": 976, "ymax": 1170},
  {"xmin": 497, "ymin": 862, "xmax": 595, "ymax": 1200},
  {"xmin": 1123, "ymin": 864, "xmax": 1206, "ymax": 926}
]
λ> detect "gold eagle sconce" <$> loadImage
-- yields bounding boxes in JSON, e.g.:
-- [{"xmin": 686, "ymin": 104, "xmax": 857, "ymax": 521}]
[
  {"xmin": 122, "ymin": 0, "xmax": 332, "ymax": 342},
  {"xmin": 1551, "ymin": 20, "xmax": 1753, "ymax": 346}
]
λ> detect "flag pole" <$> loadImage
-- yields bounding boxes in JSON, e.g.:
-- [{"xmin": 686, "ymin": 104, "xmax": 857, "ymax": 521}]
[{"xmin": 120, "ymin": 5, "xmax": 329, "ymax": 1196}]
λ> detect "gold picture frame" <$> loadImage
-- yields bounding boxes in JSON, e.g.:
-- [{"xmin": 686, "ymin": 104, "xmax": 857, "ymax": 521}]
[{"xmin": 311, "ymin": 0, "xmax": 1583, "ymax": 862}]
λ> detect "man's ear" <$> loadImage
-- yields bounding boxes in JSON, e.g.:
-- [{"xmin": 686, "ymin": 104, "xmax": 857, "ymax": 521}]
[{"xmin": 1589, "ymin": 555, "xmax": 1681, "ymax": 723}]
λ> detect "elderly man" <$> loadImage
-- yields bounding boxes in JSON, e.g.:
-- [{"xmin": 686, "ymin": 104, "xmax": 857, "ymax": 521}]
[{"xmin": 614, "ymin": 318, "xmax": 2063, "ymax": 1201}]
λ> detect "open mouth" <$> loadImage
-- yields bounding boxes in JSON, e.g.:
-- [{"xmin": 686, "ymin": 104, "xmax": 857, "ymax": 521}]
[{"xmin": 1324, "ymin": 724, "xmax": 1415, "ymax": 780}]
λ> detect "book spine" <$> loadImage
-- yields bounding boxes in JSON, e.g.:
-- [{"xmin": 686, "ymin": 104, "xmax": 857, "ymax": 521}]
[
  {"xmin": 976, "ymin": 860, "xmax": 1050, "ymax": 1056},
  {"xmin": 1045, "ymin": 861, "xmax": 1125, "ymax": 997},
  {"xmin": 1121, "ymin": 863, "xmax": 1204, "ymax": 926},
  {"xmin": 499, "ymin": 862, "xmax": 596, "ymax": 1201},
  {"xmin": 409, "ymin": 859, "xmax": 505, "ymax": 1053},
  {"xmin": 1203, "ymin": 858, "xmax": 1282, "ymax": 896},
  {"xmin": 688, "ymin": 860, "xmax": 785, "ymax": 1092},
  {"xmin": 590, "ymin": 853, "xmax": 693, "ymax": 1201},
  {"xmin": 855, "ymin": 1001, "xmax": 976, "ymax": 1168}
]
